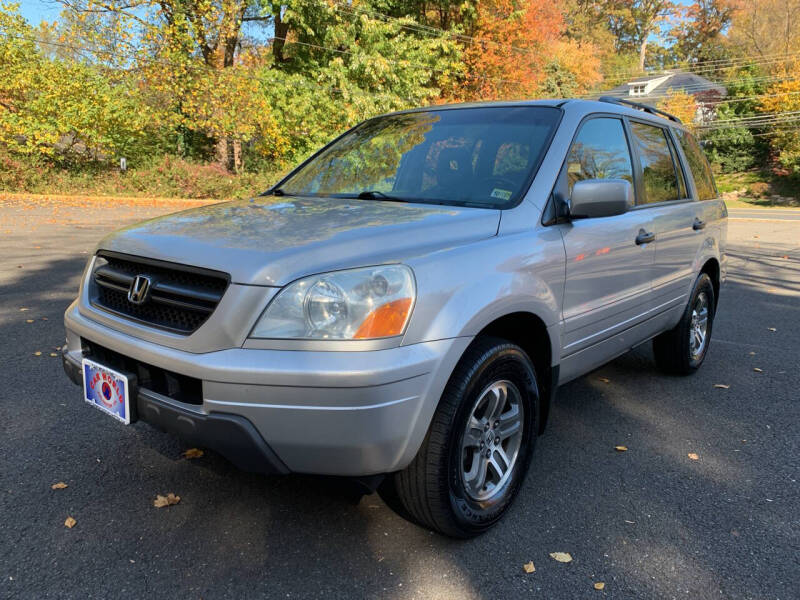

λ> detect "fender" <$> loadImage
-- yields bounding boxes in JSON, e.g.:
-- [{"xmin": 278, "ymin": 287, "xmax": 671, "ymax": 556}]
[{"xmin": 403, "ymin": 228, "xmax": 565, "ymax": 367}]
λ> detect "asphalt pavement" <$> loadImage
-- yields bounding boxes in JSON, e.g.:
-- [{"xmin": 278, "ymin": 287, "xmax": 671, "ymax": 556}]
[
  {"xmin": 728, "ymin": 207, "xmax": 800, "ymax": 222},
  {"xmin": 1, "ymin": 196, "xmax": 798, "ymax": 599}
]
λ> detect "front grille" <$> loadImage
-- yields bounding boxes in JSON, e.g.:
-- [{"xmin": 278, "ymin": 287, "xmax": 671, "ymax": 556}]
[
  {"xmin": 82, "ymin": 339, "xmax": 203, "ymax": 405},
  {"xmin": 90, "ymin": 251, "xmax": 229, "ymax": 334}
]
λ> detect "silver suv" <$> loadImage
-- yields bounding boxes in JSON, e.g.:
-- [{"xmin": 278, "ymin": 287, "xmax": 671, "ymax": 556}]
[{"xmin": 63, "ymin": 98, "xmax": 726, "ymax": 537}]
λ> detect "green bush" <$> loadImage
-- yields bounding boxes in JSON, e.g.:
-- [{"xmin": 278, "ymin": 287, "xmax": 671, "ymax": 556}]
[{"xmin": 0, "ymin": 151, "xmax": 284, "ymax": 199}]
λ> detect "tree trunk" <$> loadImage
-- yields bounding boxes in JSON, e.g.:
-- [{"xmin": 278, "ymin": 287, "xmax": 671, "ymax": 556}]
[
  {"xmin": 273, "ymin": 13, "xmax": 290, "ymax": 64},
  {"xmin": 214, "ymin": 25, "xmax": 239, "ymax": 173},
  {"xmin": 639, "ymin": 36, "xmax": 648, "ymax": 71}
]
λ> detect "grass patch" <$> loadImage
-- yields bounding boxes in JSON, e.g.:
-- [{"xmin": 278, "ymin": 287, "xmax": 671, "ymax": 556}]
[{"xmin": 716, "ymin": 170, "xmax": 800, "ymax": 207}]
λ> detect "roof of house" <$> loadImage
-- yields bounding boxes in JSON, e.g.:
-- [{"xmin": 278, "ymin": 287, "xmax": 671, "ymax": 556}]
[{"xmin": 602, "ymin": 71, "xmax": 726, "ymax": 106}]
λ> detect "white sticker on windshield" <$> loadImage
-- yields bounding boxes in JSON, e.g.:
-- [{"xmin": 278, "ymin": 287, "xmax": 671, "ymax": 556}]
[{"xmin": 490, "ymin": 188, "xmax": 512, "ymax": 200}]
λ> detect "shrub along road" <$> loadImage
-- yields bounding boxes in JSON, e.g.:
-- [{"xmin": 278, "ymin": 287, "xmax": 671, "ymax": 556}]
[{"xmin": 1, "ymin": 196, "xmax": 798, "ymax": 599}]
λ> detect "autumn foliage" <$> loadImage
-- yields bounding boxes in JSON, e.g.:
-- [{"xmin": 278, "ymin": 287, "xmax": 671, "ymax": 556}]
[
  {"xmin": 1, "ymin": 0, "xmax": 799, "ymax": 185},
  {"xmin": 463, "ymin": 1, "xmax": 601, "ymax": 100}
]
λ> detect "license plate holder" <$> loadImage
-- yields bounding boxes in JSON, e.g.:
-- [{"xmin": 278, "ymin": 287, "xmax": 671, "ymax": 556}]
[{"xmin": 82, "ymin": 358, "xmax": 137, "ymax": 424}]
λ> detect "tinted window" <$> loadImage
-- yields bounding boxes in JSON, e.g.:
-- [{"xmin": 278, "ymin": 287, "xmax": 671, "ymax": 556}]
[
  {"xmin": 278, "ymin": 107, "xmax": 561, "ymax": 208},
  {"xmin": 630, "ymin": 122, "xmax": 681, "ymax": 204},
  {"xmin": 667, "ymin": 134, "xmax": 689, "ymax": 199},
  {"xmin": 675, "ymin": 129, "xmax": 717, "ymax": 200},
  {"xmin": 566, "ymin": 118, "xmax": 633, "ymax": 194}
]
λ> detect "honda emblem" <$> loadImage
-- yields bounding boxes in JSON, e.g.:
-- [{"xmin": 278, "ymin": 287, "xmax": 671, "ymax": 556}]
[{"xmin": 127, "ymin": 275, "xmax": 152, "ymax": 305}]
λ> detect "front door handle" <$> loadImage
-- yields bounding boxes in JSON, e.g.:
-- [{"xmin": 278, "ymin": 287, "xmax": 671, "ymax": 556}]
[
  {"xmin": 636, "ymin": 229, "xmax": 655, "ymax": 245},
  {"xmin": 693, "ymin": 218, "xmax": 707, "ymax": 231}
]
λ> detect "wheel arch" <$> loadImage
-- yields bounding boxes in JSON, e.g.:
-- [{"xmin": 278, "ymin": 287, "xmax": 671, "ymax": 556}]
[
  {"xmin": 700, "ymin": 257, "xmax": 720, "ymax": 309},
  {"xmin": 471, "ymin": 311, "xmax": 557, "ymax": 435}
]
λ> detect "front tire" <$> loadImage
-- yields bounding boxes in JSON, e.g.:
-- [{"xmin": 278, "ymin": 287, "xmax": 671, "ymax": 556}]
[
  {"xmin": 653, "ymin": 273, "xmax": 716, "ymax": 375},
  {"xmin": 381, "ymin": 337, "xmax": 539, "ymax": 538}
]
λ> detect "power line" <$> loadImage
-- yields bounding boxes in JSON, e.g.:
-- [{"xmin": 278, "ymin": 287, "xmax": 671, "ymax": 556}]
[
  {"xmin": 601, "ymin": 51, "xmax": 800, "ymax": 85},
  {"xmin": 708, "ymin": 110, "xmax": 800, "ymax": 124}
]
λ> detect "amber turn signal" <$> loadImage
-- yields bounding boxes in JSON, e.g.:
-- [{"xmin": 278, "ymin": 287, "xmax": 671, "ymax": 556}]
[{"xmin": 354, "ymin": 298, "xmax": 413, "ymax": 339}]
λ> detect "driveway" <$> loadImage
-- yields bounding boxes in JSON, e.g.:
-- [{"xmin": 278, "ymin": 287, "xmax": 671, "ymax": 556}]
[{"xmin": 1, "ymin": 196, "xmax": 798, "ymax": 599}]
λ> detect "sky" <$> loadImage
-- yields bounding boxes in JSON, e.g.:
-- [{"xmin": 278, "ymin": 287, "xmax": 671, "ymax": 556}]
[{"xmin": 19, "ymin": 0, "xmax": 62, "ymax": 25}]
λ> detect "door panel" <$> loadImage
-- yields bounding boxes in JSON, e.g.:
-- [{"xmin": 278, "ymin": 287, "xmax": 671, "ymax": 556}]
[
  {"xmin": 557, "ymin": 115, "xmax": 657, "ymax": 361},
  {"xmin": 560, "ymin": 212, "xmax": 656, "ymax": 357},
  {"xmin": 628, "ymin": 122, "xmax": 700, "ymax": 313},
  {"xmin": 649, "ymin": 202, "xmax": 702, "ymax": 307}
]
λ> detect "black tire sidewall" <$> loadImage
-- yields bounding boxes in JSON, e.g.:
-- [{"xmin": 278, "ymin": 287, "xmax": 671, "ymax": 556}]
[
  {"xmin": 445, "ymin": 345, "xmax": 538, "ymax": 533},
  {"xmin": 686, "ymin": 274, "xmax": 716, "ymax": 369}
]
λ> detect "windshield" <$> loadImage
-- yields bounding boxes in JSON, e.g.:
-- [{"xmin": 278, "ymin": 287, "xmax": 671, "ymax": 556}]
[{"xmin": 275, "ymin": 106, "xmax": 561, "ymax": 209}]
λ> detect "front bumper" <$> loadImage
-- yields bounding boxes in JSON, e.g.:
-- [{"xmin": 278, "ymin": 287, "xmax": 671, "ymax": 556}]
[{"xmin": 64, "ymin": 301, "xmax": 471, "ymax": 476}]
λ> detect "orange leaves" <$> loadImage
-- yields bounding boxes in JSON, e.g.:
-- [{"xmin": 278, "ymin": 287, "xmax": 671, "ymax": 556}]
[
  {"xmin": 461, "ymin": 2, "xmax": 601, "ymax": 101},
  {"xmin": 463, "ymin": 0, "xmax": 564, "ymax": 100},
  {"xmin": 657, "ymin": 89, "xmax": 699, "ymax": 133}
]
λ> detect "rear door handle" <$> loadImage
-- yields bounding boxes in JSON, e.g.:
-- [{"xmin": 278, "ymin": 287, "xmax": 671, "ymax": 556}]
[
  {"xmin": 693, "ymin": 218, "xmax": 707, "ymax": 231},
  {"xmin": 635, "ymin": 230, "xmax": 655, "ymax": 245}
]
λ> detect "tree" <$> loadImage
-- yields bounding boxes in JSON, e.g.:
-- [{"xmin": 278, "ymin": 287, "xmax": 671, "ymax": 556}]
[
  {"xmin": 657, "ymin": 88, "xmax": 698, "ymax": 129},
  {"xmin": 670, "ymin": 0, "xmax": 733, "ymax": 66},
  {"xmin": 608, "ymin": 0, "xmax": 677, "ymax": 71},
  {"xmin": 51, "ymin": 0, "xmax": 461, "ymax": 172},
  {"xmin": 0, "ymin": 2, "xmax": 149, "ymax": 161},
  {"xmin": 728, "ymin": 0, "xmax": 800, "ymax": 59},
  {"xmin": 461, "ymin": 0, "xmax": 600, "ymax": 100},
  {"xmin": 758, "ymin": 61, "xmax": 800, "ymax": 173},
  {"xmin": 701, "ymin": 66, "xmax": 770, "ymax": 172}
]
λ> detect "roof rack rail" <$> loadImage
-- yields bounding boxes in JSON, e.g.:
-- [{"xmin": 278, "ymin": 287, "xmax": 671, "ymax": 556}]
[{"xmin": 597, "ymin": 96, "xmax": 682, "ymax": 124}]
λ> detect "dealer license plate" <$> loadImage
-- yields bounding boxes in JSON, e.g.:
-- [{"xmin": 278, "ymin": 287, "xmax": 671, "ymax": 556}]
[{"xmin": 82, "ymin": 358, "xmax": 131, "ymax": 424}]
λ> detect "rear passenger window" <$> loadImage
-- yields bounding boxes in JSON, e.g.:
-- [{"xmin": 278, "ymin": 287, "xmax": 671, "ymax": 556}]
[
  {"xmin": 630, "ymin": 122, "xmax": 681, "ymax": 204},
  {"xmin": 675, "ymin": 129, "xmax": 717, "ymax": 200},
  {"xmin": 667, "ymin": 135, "xmax": 689, "ymax": 199},
  {"xmin": 566, "ymin": 118, "xmax": 633, "ymax": 195}
]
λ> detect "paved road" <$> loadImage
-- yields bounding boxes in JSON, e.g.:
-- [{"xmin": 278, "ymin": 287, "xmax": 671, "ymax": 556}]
[
  {"xmin": 1, "ymin": 197, "xmax": 798, "ymax": 599},
  {"xmin": 728, "ymin": 207, "xmax": 800, "ymax": 221}
]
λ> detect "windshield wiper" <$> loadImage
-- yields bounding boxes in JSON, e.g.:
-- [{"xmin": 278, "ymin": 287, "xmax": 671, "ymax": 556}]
[
  {"xmin": 354, "ymin": 190, "xmax": 408, "ymax": 202},
  {"xmin": 270, "ymin": 187, "xmax": 293, "ymax": 196}
]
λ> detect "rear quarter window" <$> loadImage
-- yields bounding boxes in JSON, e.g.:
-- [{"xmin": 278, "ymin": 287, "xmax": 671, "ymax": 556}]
[{"xmin": 675, "ymin": 129, "xmax": 717, "ymax": 201}]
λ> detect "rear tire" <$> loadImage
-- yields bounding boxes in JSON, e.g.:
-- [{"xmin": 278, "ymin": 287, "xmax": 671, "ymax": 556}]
[
  {"xmin": 381, "ymin": 337, "xmax": 539, "ymax": 538},
  {"xmin": 653, "ymin": 273, "xmax": 715, "ymax": 375}
]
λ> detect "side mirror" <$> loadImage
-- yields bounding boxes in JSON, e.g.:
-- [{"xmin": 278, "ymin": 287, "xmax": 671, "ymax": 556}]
[{"xmin": 569, "ymin": 179, "xmax": 634, "ymax": 219}]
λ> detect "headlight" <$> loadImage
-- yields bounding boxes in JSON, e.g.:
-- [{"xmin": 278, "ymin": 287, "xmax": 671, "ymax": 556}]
[{"xmin": 250, "ymin": 265, "xmax": 415, "ymax": 340}]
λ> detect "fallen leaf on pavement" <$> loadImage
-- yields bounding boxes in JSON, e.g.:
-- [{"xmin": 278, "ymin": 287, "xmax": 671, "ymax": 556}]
[
  {"xmin": 51, "ymin": 482, "xmax": 68, "ymax": 490},
  {"xmin": 33, "ymin": 351, "xmax": 42, "ymax": 356},
  {"xmin": 153, "ymin": 493, "xmax": 180, "ymax": 508},
  {"xmin": 20, "ymin": 307, "xmax": 29, "ymax": 311},
  {"xmin": 64, "ymin": 516, "xmax": 76, "ymax": 528},
  {"xmin": 748, "ymin": 351, "xmax": 756, "ymax": 356},
  {"xmin": 598, "ymin": 377, "xmax": 610, "ymax": 383},
  {"xmin": 523, "ymin": 561, "xmax": 535, "ymax": 573},
  {"xmin": 49, "ymin": 353, "xmax": 58, "ymax": 357},
  {"xmin": 767, "ymin": 327, "xmax": 776, "ymax": 332},
  {"xmin": 549, "ymin": 552, "xmax": 573, "ymax": 563},
  {"xmin": 181, "ymin": 448, "xmax": 204, "ymax": 459},
  {"xmin": 25, "ymin": 319, "xmax": 34, "ymax": 323},
  {"xmin": 688, "ymin": 453, "xmax": 699, "ymax": 460},
  {"xmin": 594, "ymin": 582, "xmax": 605, "ymax": 590},
  {"xmin": 753, "ymin": 367, "xmax": 763, "ymax": 372},
  {"xmin": 614, "ymin": 445, "xmax": 628, "ymax": 452},
  {"xmin": 714, "ymin": 384, "xmax": 730, "ymax": 389}
]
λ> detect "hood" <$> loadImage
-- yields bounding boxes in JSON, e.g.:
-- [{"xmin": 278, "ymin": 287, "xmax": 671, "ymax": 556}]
[{"xmin": 98, "ymin": 196, "xmax": 501, "ymax": 286}]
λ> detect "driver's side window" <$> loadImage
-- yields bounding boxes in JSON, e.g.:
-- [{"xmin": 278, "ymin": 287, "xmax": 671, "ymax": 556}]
[{"xmin": 567, "ymin": 118, "xmax": 634, "ymax": 195}]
